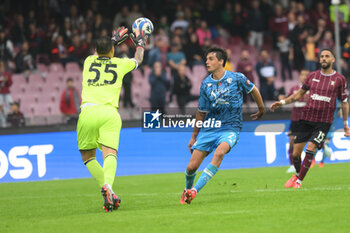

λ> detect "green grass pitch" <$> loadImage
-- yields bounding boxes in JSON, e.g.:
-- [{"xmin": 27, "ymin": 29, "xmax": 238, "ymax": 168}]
[{"xmin": 1, "ymin": 163, "xmax": 350, "ymax": 233}]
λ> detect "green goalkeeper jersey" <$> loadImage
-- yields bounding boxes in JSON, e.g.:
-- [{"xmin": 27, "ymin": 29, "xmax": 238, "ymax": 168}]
[{"xmin": 81, "ymin": 55, "xmax": 137, "ymax": 108}]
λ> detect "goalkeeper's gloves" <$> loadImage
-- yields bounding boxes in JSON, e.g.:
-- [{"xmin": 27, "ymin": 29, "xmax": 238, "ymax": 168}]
[
  {"xmin": 111, "ymin": 26, "xmax": 129, "ymax": 46},
  {"xmin": 129, "ymin": 29, "xmax": 147, "ymax": 49}
]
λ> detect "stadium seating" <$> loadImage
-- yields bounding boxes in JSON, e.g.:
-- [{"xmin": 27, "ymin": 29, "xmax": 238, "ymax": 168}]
[
  {"xmin": 9, "ymin": 42, "xmax": 304, "ymax": 126},
  {"xmin": 65, "ymin": 62, "xmax": 81, "ymax": 73},
  {"xmin": 49, "ymin": 63, "xmax": 65, "ymax": 73},
  {"xmin": 37, "ymin": 63, "xmax": 48, "ymax": 73}
]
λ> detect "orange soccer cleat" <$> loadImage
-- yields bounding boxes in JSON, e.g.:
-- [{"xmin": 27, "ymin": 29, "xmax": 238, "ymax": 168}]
[
  {"xmin": 292, "ymin": 182, "xmax": 302, "ymax": 189},
  {"xmin": 318, "ymin": 162, "xmax": 324, "ymax": 168},
  {"xmin": 185, "ymin": 189, "xmax": 197, "ymax": 204},
  {"xmin": 101, "ymin": 184, "xmax": 114, "ymax": 212},
  {"xmin": 112, "ymin": 194, "xmax": 122, "ymax": 210},
  {"xmin": 180, "ymin": 190, "xmax": 187, "ymax": 205},
  {"xmin": 285, "ymin": 175, "xmax": 298, "ymax": 188},
  {"xmin": 310, "ymin": 159, "xmax": 316, "ymax": 168}
]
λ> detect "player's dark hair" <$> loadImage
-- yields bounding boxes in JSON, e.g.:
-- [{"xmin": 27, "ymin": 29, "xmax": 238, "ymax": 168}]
[
  {"xmin": 11, "ymin": 101, "xmax": 20, "ymax": 107},
  {"xmin": 66, "ymin": 77, "xmax": 74, "ymax": 82},
  {"xmin": 206, "ymin": 47, "xmax": 227, "ymax": 67},
  {"xmin": 320, "ymin": 48, "xmax": 335, "ymax": 58},
  {"xmin": 95, "ymin": 36, "xmax": 113, "ymax": 55}
]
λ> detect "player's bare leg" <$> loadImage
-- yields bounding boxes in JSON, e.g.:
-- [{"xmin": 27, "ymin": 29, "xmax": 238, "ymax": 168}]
[
  {"xmin": 285, "ymin": 142, "xmax": 306, "ymax": 188},
  {"xmin": 186, "ymin": 149, "xmax": 208, "ymax": 174},
  {"xmin": 101, "ymin": 145, "xmax": 121, "ymax": 211},
  {"xmin": 211, "ymin": 142, "xmax": 231, "ymax": 168},
  {"xmin": 180, "ymin": 149, "xmax": 208, "ymax": 204}
]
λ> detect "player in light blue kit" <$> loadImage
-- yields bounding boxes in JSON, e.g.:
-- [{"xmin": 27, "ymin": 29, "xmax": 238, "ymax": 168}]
[{"xmin": 180, "ymin": 47, "xmax": 265, "ymax": 204}]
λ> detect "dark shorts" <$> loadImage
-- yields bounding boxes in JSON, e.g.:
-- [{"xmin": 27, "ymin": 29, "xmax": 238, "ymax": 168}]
[
  {"xmin": 288, "ymin": 121, "xmax": 300, "ymax": 136},
  {"xmin": 294, "ymin": 120, "xmax": 331, "ymax": 149}
]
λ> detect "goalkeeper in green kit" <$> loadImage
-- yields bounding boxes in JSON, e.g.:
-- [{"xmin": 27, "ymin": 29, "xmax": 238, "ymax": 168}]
[{"xmin": 77, "ymin": 26, "xmax": 147, "ymax": 212}]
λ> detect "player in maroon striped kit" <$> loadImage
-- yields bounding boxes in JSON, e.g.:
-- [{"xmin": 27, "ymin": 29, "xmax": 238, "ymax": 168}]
[
  {"xmin": 270, "ymin": 49, "xmax": 350, "ymax": 188},
  {"xmin": 286, "ymin": 69, "xmax": 310, "ymax": 173}
]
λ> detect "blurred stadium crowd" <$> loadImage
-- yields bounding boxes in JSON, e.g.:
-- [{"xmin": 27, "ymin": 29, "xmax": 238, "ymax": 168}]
[{"xmin": 0, "ymin": 0, "xmax": 350, "ymax": 128}]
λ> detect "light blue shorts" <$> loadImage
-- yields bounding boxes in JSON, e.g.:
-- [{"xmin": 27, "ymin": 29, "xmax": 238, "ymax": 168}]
[{"xmin": 191, "ymin": 130, "xmax": 239, "ymax": 154}]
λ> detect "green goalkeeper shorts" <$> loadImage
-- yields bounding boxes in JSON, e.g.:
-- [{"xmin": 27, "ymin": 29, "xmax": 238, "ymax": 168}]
[{"xmin": 77, "ymin": 105, "xmax": 122, "ymax": 151}]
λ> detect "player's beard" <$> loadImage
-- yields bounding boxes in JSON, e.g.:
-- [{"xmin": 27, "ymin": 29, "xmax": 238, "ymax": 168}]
[{"xmin": 321, "ymin": 62, "xmax": 331, "ymax": 69}]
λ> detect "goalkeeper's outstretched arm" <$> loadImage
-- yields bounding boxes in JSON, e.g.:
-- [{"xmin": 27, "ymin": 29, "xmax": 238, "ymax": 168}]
[
  {"xmin": 130, "ymin": 30, "xmax": 147, "ymax": 66},
  {"xmin": 133, "ymin": 47, "xmax": 144, "ymax": 66}
]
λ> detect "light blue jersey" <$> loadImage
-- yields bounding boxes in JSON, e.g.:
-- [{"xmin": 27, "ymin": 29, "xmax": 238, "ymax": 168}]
[
  {"xmin": 192, "ymin": 70, "xmax": 255, "ymax": 153},
  {"xmin": 198, "ymin": 71, "xmax": 254, "ymax": 131}
]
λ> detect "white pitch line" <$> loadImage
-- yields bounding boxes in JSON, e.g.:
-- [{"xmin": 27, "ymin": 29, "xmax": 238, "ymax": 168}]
[
  {"xmin": 230, "ymin": 186, "xmax": 350, "ymax": 193},
  {"xmin": 130, "ymin": 192, "xmax": 179, "ymax": 196},
  {"xmin": 0, "ymin": 187, "xmax": 349, "ymax": 201}
]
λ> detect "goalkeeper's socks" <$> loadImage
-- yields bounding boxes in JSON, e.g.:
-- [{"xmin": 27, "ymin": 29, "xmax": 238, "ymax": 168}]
[
  {"xmin": 194, "ymin": 163, "xmax": 218, "ymax": 192},
  {"xmin": 185, "ymin": 170, "xmax": 196, "ymax": 190},
  {"xmin": 103, "ymin": 153, "xmax": 117, "ymax": 187},
  {"xmin": 84, "ymin": 157, "xmax": 105, "ymax": 187}
]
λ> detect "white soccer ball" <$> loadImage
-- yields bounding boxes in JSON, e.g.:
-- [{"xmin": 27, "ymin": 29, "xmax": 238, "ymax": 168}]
[{"xmin": 132, "ymin": 17, "xmax": 154, "ymax": 36}]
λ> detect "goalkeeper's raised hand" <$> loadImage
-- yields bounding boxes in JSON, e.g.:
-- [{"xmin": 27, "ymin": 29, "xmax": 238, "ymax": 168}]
[
  {"xmin": 111, "ymin": 26, "xmax": 129, "ymax": 46},
  {"xmin": 129, "ymin": 29, "xmax": 147, "ymax": 49}
]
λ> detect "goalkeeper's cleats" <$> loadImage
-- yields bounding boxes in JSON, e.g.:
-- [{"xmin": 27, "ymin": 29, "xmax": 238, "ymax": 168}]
[
  {"xmin": 112, "ymin": 194, "xmax": 122, "ymax": 210},
  {"xmin": 101, "ymin": 184, "xmax": 114, "ymax": 212}
]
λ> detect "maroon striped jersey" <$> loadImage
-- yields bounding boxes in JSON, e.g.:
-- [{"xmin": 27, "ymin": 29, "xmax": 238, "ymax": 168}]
[
  {"xmin": 301, "ymin": 70, "xmax": 348, "ymax": 123},
  {"xmin": 288, "ymin": 84, "xmax": 309, "ymax": 121}
]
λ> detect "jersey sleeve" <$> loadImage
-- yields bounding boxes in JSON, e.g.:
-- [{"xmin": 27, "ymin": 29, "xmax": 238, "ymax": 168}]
[
  {"xmin": 302, "ymin": 72, "xmax": 313, "ymax": 90},
  {"xmin": 118, "ymin": 58, "xmax": 137, "ymax": 75},
  {"xmin": 338, "ymin": 76, "xmax": 348, "ymax": 102},
  {"xmin": 198, "ymin": 82, "xmax": 210, "ymax": 112},
  {"xmin": 238, "ymin": 73, "xmax": 254, "ymax": 94},
  {"xmin": 83, "ymin": 55, "xmax": 95, "ymax": 71}
]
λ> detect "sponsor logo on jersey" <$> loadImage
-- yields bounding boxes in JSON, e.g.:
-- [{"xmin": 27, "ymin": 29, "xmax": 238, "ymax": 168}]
[
  {"xmin": 210, "ymin": 90, "xmax": 217, "ymax": 99},
  {"xmin": 312, "ymin": 78, "xmax": 320, "ymax": 82},
  {"xmin": 310, "ymin": 94, "xmax": 331, "ymax": 102}
]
